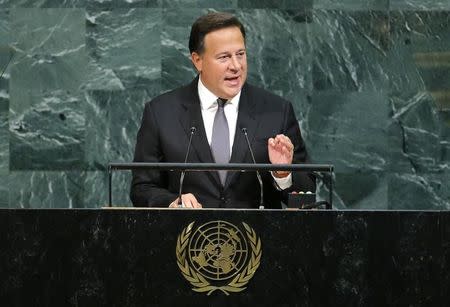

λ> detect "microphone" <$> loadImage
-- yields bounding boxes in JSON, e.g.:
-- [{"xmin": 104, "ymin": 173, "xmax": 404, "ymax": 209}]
[
  {"xmin": 241, "ymin": 127, "xmax": 264, "ymax": 209},
  {"xmin": 178, "ymin": 126, "xmax": 196, "ymax": 207}
]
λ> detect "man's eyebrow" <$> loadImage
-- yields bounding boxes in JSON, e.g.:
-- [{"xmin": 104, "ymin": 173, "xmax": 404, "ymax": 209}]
[
  {"xmin": 215, "ymin": 49, "xmax": 246, "ymax": 56},
  {"xmin": 215, "ymin": 51, "xmax": 231, "ymax": 57}
]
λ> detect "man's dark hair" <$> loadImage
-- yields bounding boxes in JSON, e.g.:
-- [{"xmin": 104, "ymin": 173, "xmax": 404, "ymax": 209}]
[{"xmin": 189, "ymin": 12, "xmax": 246, "ymax": 54}]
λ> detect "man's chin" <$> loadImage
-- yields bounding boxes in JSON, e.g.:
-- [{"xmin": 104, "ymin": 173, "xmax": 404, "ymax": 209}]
[{"xmin": 222, "ymin": 86, "xmax": 242, "ymax": 99}]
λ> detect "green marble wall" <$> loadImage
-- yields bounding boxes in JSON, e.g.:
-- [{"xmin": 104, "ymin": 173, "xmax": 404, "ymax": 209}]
[{"xmin": 0, "ymin": 1, "xmax": 449, "ymax": 209}]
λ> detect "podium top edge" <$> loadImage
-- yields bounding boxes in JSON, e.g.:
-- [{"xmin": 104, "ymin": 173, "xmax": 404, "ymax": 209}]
[
  {"xmin": 108, "ymin": 162, "xmax": 334, "ymax": 172},
  {"xmin": 1, "ymin": 208, "xmax": 449, "ymax": 214}
]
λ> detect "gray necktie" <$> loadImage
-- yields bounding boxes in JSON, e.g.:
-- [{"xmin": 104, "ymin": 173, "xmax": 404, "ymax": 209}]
[{"xmin": 211, "ymin": 98, "xmax": 230, "ymax": 185}]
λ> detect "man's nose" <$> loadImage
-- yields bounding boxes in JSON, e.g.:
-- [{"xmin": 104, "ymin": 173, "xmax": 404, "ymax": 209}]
[{"xmin": 229, "ymin": 56, "xmax": 240, "ymax": 70}]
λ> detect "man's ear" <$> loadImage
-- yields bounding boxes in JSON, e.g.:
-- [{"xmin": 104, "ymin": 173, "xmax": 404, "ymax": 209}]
[{"xmin": 191, "ymin": 52, "xmax": 203, "ymax": 73}]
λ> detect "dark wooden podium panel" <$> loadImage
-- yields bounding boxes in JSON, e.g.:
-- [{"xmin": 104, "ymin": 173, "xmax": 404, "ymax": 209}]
[{"xmin": 1, "ymin": 209, "xmax": 449, "ymax": 306}]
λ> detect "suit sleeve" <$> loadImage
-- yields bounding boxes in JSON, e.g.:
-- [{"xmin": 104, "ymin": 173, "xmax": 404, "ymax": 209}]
[
  {"xmin": 282, "ymin": 102, "xmax": 316, "ymax": 193},
  {"xmin": 130, "ymin": 102, "xmax": 178, "ymax": 207}
]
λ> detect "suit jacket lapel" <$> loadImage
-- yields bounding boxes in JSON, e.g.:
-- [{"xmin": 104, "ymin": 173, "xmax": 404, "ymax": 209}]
[
  {"xmin": 179, "ymin": 77, "xmax": 222, "ymax": 187},
  {"xmin": 225, "ymin": 84, "xmax": 259, "ymax": 188}
]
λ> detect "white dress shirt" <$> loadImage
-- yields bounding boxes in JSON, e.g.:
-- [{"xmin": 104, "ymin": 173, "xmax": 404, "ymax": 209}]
[
  {"xmin": 197, "ymin": 78, "xmax": 292, "ymax": 189},
  {"xmin": 198, "ymin": 78, "xmax": 239, "ymax": 153}
]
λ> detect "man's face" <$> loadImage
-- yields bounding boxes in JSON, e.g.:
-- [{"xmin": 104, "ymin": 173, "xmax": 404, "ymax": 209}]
[{"xmin": 191, "ymin": 26, "xmax": 247, "ymax": 100}]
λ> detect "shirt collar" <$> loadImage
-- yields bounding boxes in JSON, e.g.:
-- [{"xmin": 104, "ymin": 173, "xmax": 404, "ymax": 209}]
[{"xmin": 198, "ymin": 77, "xmax": 241, "ymax": 111}]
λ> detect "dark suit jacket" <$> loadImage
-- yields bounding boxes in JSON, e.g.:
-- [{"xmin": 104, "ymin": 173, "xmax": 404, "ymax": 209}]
[{"xmin": 130, "ymin": 77, "xmax": 315, "ymax": 208}]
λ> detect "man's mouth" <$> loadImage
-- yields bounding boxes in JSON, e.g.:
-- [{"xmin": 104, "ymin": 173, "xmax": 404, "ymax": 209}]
[{"xmin": 224, "ymin": 76, "xmax": 240, "ymax": 86}]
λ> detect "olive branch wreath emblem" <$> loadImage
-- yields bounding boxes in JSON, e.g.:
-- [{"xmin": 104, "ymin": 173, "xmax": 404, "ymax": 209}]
[{"xmin": 176, "ymin": 221, "xmax": 262, "ymax": 295}]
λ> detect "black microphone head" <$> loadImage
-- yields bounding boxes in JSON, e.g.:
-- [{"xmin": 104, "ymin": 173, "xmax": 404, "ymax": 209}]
[
  {"xmin": 190, "ymin": 126, "xmax": 196, "ymax": 133},
  {"xmin": 241, "ymin": 127, "xmax": 247, "ymax": 134}
]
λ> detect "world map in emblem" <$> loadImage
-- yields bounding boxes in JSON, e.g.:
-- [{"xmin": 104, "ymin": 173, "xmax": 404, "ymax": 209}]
[
  {"xmin": 176, "ymin": 220, "xmax": 261, "ymax": 295},
  {"xmin": 188, "ymin": 220, "xmax": 248, "ymax": 281}
]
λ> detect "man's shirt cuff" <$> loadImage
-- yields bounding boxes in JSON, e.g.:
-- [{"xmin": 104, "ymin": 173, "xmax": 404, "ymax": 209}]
[{"xmin": 271, "ymin": 172, "xmax": 292, "ymax": 190}]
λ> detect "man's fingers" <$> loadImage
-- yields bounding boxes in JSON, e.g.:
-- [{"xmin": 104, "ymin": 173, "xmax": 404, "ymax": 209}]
[
  {"xmin": 278, "ymin": 135, "xmax": 293, "ymax": 148},
  {"xmin": 185, "ymin": 203, "xmax": 194, "ymax": 208},
  {"xmin": 268, "ymin": 135, "xmax": 294, "ymax": 154},
  {"xmin": 180, "ymin": 193, "xmax": 201, "ymax": 209},
  {"xmin": 169, "ymin": 193, "xmax": 199, "ymax": 208},
  {"xmin": 270, "ymin": 135, "xmax": 293, "ymax": 148},
  {"xmin": 169, "ymin": 199, "xmax": 180, "ymax": 208},
  {"xmin": 181, "ymin": 195, "xmax": 192, "ymax": 208},
  {"xmin": 283, "ymin": 145, "xmax": 293, "ymax": 155}
]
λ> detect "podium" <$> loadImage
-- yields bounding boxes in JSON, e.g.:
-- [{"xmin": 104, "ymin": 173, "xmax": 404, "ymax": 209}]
[{"xmin": 1, "ymin": 208, "xmax": 448, "ymax": 306}]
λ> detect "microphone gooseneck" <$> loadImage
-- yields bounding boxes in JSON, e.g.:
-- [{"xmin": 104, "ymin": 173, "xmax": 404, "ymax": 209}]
[
  {"xmin": 241, "ymin": 128, "xmax": 264, "ymax": 209},
  {"xmin": 178, "ymin": 126, "xmax": 196, "ymax": 207}
]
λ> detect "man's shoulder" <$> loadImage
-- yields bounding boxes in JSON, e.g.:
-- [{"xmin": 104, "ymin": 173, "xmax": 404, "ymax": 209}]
[
  {"xmin": 145, "ymin": 79, "xmax": 197, "ymax": 110},
  {"xmin": 150, "ymin": 84, "xmax": 191, "ymax": 105}
]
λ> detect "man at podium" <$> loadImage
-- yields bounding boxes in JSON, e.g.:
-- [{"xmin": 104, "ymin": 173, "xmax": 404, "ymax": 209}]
[{"xmin": 130, "ymin": 12, "xmax": 315, "ymax": 209}]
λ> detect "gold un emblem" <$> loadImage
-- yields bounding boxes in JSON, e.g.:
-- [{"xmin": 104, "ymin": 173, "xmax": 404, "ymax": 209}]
[{"xmin": 176, "ymin": 220, "xmax": 262, "ymax": 295}]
